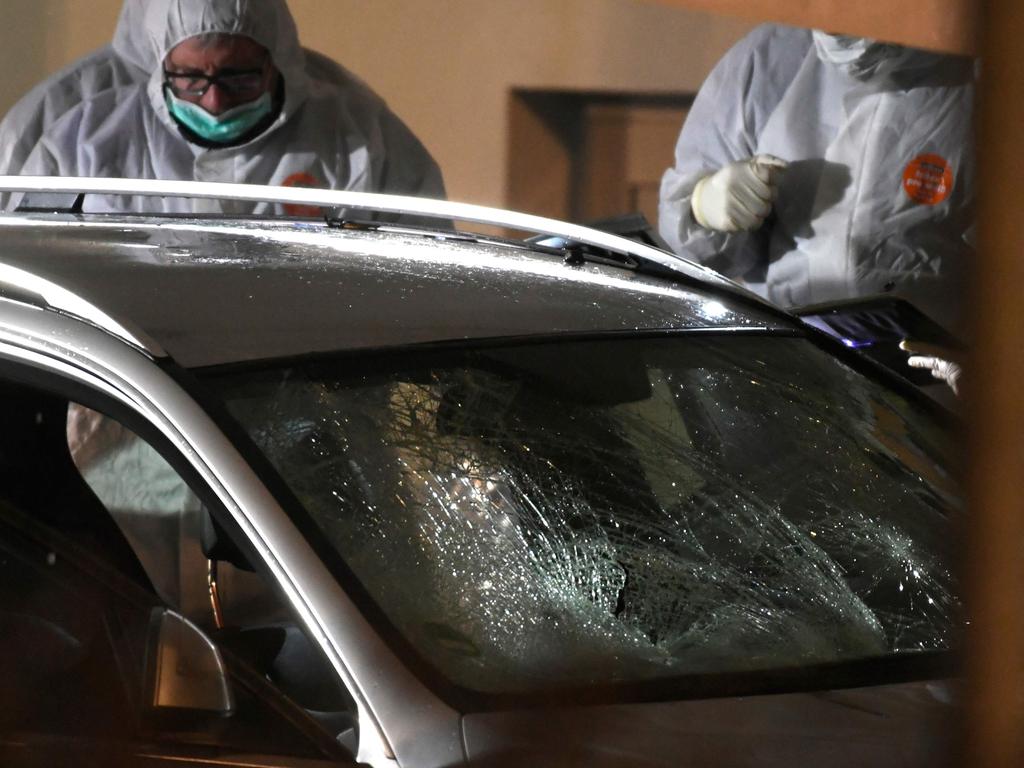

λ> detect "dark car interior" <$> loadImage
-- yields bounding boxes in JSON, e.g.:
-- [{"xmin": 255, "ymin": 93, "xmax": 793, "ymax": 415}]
[
  {"xmin": 0, "ymin": 377, "xmax": 354, "ymax": 761},
  {"xmin": 0, "ymin": 381, "xmax": 156, "ymax": 737}
]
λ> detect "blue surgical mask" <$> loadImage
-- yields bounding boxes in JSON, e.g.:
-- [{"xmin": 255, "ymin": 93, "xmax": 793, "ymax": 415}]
[{"xmin": 165, "ymin": 89, "xmax": 274, "ymax": 145}]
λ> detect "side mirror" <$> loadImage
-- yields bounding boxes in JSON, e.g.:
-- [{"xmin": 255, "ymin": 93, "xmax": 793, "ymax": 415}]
[{"xmin": 145, "ymin": 608, "xmax": 234, "ymax": 715}]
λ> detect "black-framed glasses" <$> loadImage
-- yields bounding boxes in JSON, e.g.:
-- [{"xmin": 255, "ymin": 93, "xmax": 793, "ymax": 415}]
[{"xmin": 163, "ymin": 67, "xmax": 267, "ymax": 98}]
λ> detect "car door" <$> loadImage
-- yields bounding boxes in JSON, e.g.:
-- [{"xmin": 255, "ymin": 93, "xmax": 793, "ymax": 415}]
[{"xmin": 0, "ymin": 368, "xmax": 364, "ymax": 768}]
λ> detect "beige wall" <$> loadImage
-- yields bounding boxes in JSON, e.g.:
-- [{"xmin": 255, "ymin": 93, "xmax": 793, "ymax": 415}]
[
  {"xmin": 0, "ymin": 0, "xmax": 753, "ymax": 207},
  {"xmin": 0, "ymin": 1, "xmax": 66, "ymax": 124}
]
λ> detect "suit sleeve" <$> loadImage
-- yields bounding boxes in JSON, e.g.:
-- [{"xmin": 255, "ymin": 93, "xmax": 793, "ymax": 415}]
[
  {"xmin": 658, "ymin": 25, "xmax": 803, "ymax": 280},
  {"xmin": 3, "ymin": 135, "xmax": 65, "ymax": 212},
  {"xmin": 376, "ymin": 107, "xmax": 446, "ymax": 201}
]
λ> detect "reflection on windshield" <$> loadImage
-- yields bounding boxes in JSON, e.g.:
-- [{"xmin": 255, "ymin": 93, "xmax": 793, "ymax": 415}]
[{"xmin": 212, "ymin": 337, "xmax": 960, "ymax": 694}]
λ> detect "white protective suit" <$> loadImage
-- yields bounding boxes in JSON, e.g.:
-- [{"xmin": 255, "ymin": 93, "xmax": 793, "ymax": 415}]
[
  {"xmin": 658, "ymin": 25, "xmax": 975, "ymax": 338},
  {"xmin": 0, "ymin": 1, "xmax": 146, "ymax": 176},
  {"xmin": 19, "ymin": 0, "xmax": 445, "ymax": 213}
]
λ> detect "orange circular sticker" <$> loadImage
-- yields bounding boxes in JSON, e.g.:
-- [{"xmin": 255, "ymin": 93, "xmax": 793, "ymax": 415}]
[
  {"xmin": 281, "ymin": 172, "xmax": 323, "ymax": 217},
  {"xmin": 902, "ymin": 154, "xmax": 954, "ymax": 206}
]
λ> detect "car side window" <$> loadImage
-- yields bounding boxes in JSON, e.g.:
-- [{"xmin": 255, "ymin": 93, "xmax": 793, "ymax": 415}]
[
  {"xmin": 0, "ymin": 378, "xmax": 355, "ymax": 764},
  {"xmin": 67, "ymin": 402, "xmax": 279, "ymax": 625}
]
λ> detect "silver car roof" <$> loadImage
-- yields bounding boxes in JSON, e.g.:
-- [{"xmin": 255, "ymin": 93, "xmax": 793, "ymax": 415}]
[{"xmin": 0, "ymin": 212, "xmax": 792, "ymax": 368}]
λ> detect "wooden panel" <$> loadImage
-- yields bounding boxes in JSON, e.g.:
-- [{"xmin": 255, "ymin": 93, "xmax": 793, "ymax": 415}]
[
  {"xmin": 623, "ymin": 106, "xmax": 688, "ymax": 184},
  {"xmin": 582, "ymin": 104, "xmax": 688, "ymax": 224},
  {"xmin": 640, "ymin": 0, "xmax": 977, "ymax": 54},
  {"xmin": 507, "ymin": 92, "xmax": 690, "ymax": 226},
  {"xmin": 506, "ymin": 94, "xmax": 575, "ymax": 221},
  {"xmin": 582, "ymin": 105, "xmax": 631, "ymax": 219},
  {"xmin": 961, "ymin": 0, "xmax": 1024, "ymax": 765}
]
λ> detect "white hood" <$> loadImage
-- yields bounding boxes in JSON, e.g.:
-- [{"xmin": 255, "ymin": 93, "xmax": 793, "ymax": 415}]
[
  {"xmin": 134, "ymin": 0, "xmax": 311, "ymax": 143},
  {"xmin": 811, "ymin": 30, "xmax": 953, "ymax": 80},
  {"xmin": 110, "ymin": 0, "xmax": 152, "ymax": 73}
]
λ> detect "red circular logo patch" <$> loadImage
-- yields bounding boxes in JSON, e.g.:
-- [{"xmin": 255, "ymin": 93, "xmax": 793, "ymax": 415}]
[
  {"xmin": 902, "ymin": 154, "xmax": 953, "ymax": 206},
  {"xmin": 281, "ymin": 172, "xmax": 323, "ymax": 217}
]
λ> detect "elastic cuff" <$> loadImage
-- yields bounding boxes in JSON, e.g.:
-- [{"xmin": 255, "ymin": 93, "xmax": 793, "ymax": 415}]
[{"xmin": 691, "ymin": 175, "xmax": 712, "ymax": 229}]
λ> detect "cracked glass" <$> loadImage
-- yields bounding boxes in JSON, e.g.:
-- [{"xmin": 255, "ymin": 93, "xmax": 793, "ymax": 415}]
[{"xmin": 210, "ymin": 335, "xmax": 960, "ymax": 694}]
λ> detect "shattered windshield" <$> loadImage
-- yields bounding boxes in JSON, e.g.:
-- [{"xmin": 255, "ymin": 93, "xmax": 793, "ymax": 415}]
[{"xmin": 209, "ymin": 334, "xmax": 960, "ymax": 695}]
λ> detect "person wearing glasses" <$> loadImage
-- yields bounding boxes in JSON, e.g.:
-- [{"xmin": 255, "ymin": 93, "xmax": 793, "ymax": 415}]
[
  {"xmin": 161, "ymin": 33, "xmax": 285, "ymax": 148},
  {"xmin": 11, "ymin": 0, "xmax": 445, "ymax": 213}
]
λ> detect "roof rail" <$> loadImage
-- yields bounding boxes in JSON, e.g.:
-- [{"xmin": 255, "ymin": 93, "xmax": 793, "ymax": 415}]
[{"xmin": 0, "ymin": 176, "xmax": 739, "ymax": 292}]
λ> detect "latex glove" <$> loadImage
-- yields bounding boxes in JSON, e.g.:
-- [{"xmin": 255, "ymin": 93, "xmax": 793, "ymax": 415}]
[
  {"xmin": 900, "ymin": 340, "xmax": 964, "ymax": 396},
  {"xmin": 691, "ymin": 155, "xmax": 788, "ymax": 233}
]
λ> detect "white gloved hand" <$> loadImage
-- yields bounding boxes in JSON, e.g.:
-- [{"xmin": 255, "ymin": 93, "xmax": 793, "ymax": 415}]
[
  {"xmin": 691, "ymin": 155, "xmax": 788, "ymax": 233},
  {"xmin": 900, "ymin": 340, "xmax": 964, "ymax": 396}
]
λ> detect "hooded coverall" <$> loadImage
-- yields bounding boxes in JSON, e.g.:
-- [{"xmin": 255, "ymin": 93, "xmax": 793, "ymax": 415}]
[
  {"xmin": 15, "ymin": 0, "xmax": 445, "ymax": 212},
  {"xmin": 658, "ymin": 25, "xmax": 975, "ymax": 337}
]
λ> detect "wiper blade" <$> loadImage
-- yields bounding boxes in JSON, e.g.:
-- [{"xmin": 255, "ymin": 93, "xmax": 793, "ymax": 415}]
[{"xmin": 528, "ymin": 212, "xmax": 672, "ymax": 270}]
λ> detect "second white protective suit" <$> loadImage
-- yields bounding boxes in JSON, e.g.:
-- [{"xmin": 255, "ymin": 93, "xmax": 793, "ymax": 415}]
[
  {"xmin": 658, "ymin": 25, "xmax": 975, "ymax": 338},
  {"xmin": 19, "ymin": 0, "xmax": 445, "ymax": 213}
]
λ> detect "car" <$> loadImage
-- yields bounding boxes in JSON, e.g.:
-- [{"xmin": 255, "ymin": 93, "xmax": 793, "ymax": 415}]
[{"xmin": 0, "ymin": 177, "xmax": 961, "ymax": 768}]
